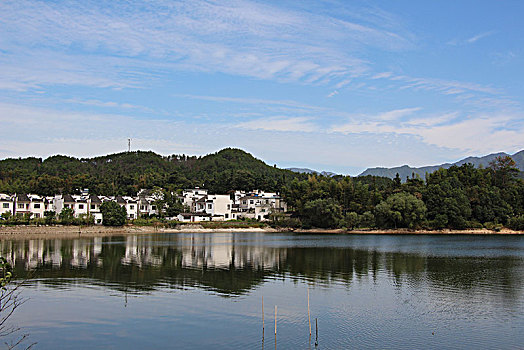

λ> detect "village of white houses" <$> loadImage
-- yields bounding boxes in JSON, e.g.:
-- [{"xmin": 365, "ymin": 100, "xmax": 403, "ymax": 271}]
[{"xmin": 0, "ymin": 188, "xmax": 288, "ymax": 224}]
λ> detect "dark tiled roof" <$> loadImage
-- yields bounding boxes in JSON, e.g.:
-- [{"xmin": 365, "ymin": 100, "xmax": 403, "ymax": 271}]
[
  {"xmin": 116, "ymin": 196, "xmax": 127, "ymax": 204},
  {"xmin": 62, "ymin": 194, "xmax": 75, "ymax": 203},
  {"xmin": 16, "ymin": 194, "xmax": 30, "ymax": 202},
  {"xmin": 89, "ymin": 194, "xmax": 102, "ymax": 203}
]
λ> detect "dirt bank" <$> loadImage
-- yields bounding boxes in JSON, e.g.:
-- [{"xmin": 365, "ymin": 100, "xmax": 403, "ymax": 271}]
[
  {"xmin": 0, "ymin": 225, "xmax": 521, "ymax": 240},
  {"xmin": 0, "ymin": 225, "xmax": 278, "ymax": 240}
]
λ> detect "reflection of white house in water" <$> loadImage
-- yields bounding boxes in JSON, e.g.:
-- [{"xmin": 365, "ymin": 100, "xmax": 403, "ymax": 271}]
[
  {"xmin": 27, "ymin": 240, "xmax": 44, "ymax": 269},
  {"xmin": 0, "ymin": 234, "xmax": 284, "ymax": 272},
  {"xmin": 121, "ymin": 235, "xmax": 162, "ymax": 267},
  {"xmin": 180, "ymin": 233, "xmax": 283, "ymax": 270},
  {"xmin": 71, "ymin": 240, "xmax": 89, "ymax": 268},
  {"xmin": 49, "ymin": 240, "xmax": 62, "ymax": 267}
]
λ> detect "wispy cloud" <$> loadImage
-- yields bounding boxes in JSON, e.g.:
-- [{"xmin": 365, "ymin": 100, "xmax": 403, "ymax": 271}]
[
  {"xmin": 374, "ymin": 107, "xmax": 421, "ymax": 121},
  {"xmin": 63, "ymin": 98, "xmax": 157, "ymax": 113},
  {"xmin": 0, "ymin": 0, "xmax": 413, "ymax": 91},
  {"xmin": 467, "ymin": 31, "xmax": 495, "ymax": 43},
  {"xmin": 371, "ymin": 72, "xmax": 393, "ymax": 79},
  {"xmin": 236, "ymin": 116, "xmax": 317, "ymax": 132},
  {"xmin": 175, "ymin": 94, "xmax": 326, "ymax": 111},
  {"xmin": 447, "ymin": 31, "xmax": 495, "ymax": 46},
  {"xmin": 327, "ymin": 90, "xmax": 339, "ymax": 98},
  {"xmin": 331, "ymin": 108, "xmax": 524, "ymax": 154}
]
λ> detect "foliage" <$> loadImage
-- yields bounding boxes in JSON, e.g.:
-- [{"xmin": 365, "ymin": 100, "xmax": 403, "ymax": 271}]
[
  {"xmin": 155, "ymin": 190, "xmax": 187, "ymax": 218},
  {"xmin": 58, "ymin": 207, "xmax": 74, "ymax": 225},
  {"xmin": 44, "ymin": 211, "xmax": 56, "ymax": 224},
  {"xmin": 0, "ymin": 148, "xmax": 306, "ymax": 196},
  {"xmin": 282, "ymin": 157, "xmax": 523, "ymax": 230},
  {"xmin": 1, "ymin": 149, "xmax": 523, "ymax": 230},
  {"xmin": 0, "ymin": 257, "xmax": 12, "ymax": 289},
  {"xmin": 341, "ymin": 212, "xmax": 359, "ymax": 230},
  {"xmin": 0, "ymin": 257, "xmax": 34, "ymax": 349},
  {"xmin": 507, "ymin": 215, "xmax": 524, "ymax": 231},
  {"xmin": 301, "ymin": 198, "xmax": 343, "ymax": 228},
  {"xmin": 375, "ymin": 193, "xmax": 427, "ymax": 229},
  {"xmin": 100, "ymin": 201, "xmax": 127, "ymax": 226},
  {"xmin": 358, "ymin": 211, "xmax": 376, "ymax": 228}
]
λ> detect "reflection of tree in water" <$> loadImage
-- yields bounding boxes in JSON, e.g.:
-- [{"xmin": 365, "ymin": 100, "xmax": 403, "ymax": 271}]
[{"xmin": 0, "ymin": 235, "xmax": 522, "ymax": 304}]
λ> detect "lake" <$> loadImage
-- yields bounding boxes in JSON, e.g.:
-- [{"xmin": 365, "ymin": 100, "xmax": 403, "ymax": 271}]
[{"xmin": 1, "ymin": 232, "xmax": 523, "ymax": 349}]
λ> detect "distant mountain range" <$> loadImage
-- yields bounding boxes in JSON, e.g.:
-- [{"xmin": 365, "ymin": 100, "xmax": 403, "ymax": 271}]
[
  {"xmin": 358, "ymin": 150, "xmax": 524, "ymax": 181},
  {"xmin": 286, "ymin": 168, "xmax": 338, "ymax": 177}
]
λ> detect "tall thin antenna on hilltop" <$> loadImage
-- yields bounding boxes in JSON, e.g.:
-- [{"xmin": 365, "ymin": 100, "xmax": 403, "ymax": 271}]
[{"xmin": 128, "ymin": 138, "xmax": 131, "ymax": 152}]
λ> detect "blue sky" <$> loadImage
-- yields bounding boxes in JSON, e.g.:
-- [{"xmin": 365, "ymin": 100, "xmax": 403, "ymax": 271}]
[{"xmin": 1, "ymin": 0, "xmax": 523, "ymax": 175}]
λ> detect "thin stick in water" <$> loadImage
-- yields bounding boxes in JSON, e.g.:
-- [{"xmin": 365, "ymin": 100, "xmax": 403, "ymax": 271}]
[
  {"xmin": 307, "ymin": 287, "xmax": 311, "ymax": 335},
  {"xmin": 262, "ymin": 296, "xmax": 265, "ymax": 333},
  {"xmin": 274, "ymin": 305, "xmax": 277, "ymax": 335}
]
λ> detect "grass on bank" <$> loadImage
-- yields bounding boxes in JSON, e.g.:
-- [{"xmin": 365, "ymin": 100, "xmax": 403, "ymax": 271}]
[{"xmin": 1, "ymin": 213, "xmax": 523, "ymax": 231}]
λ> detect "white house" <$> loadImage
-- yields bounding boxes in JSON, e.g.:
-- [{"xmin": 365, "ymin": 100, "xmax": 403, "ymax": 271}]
[
  {"xmin": 182, "ymin": 188, "xmax": 208, "ymax": 211},
  {"xmin": 192, "ymin": 194, "xmax": 233, "ymax": 221},
  {"xmin": 27, "ymin": 194, "xmax": 46, "ymax": 218},
  {"xmin": 237, "ymin": 192, "xmax": 287, "ymax": 221},
  {"xmin": 53, "ymin": 194, "xmax": 77, "ymax": 216},
  {"xmin": 0, "ymin": 194, "xmax": 14, "ymax": 217},
  {"xmin": 71, "ymin": 195, "xmax": 89, "ymax": 217},
  {"xmin": 86, "ymin": 194, "xmax": 102, "ymax": 224},
  {"xmin": 177, "ymin": 212, "xmax": 212, "ymax": 222},
  {"xmin": 115, "ymin": 196, "xmax": 139, "ymax": 219},
  {"xmin": 14, "ymin": 194, "xmax": 31, "ymax": 217}
]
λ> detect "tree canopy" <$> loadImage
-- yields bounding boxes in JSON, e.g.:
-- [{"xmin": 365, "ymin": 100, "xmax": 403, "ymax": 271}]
[{"xmin": 100, "ymin": 201, "xmax": 127, "ymax": 226}]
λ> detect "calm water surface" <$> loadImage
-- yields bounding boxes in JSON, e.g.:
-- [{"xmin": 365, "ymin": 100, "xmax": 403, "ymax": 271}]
[{"xmin": 1, "ymin": 233, "xmax": 523, "ymax": 349}]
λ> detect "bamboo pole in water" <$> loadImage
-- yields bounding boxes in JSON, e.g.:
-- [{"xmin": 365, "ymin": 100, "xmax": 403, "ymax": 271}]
[
  {"xmin": 307, "ymin": 288, "xmax": 311, "ymax": 335},
  {"xmin": 262, "ymin": 296, "xmax": 265, "ymax": 333},
  {"xmin": 274, "ymin": 305, "xmax": 277, "ymax": 335}
]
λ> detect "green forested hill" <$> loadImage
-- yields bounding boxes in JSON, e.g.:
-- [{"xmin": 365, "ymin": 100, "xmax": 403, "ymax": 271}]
[
  {"xmin": 1, "ymin": 149, "xmax": 523, "ymax": 230},
  {"xmin": 0, "ymin": 148, "xmax": 307, "ymax": 195}
]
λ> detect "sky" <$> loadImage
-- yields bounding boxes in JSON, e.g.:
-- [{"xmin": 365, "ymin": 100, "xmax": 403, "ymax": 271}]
[{"xmin": 1, "ymin": 0, "xmax": 523, "ymax": 175}]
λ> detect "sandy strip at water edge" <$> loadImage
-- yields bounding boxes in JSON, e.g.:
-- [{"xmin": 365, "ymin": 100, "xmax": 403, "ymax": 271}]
[{"xmin": 0, "ymin": 225, "xmax": 522, "ymax": 240}]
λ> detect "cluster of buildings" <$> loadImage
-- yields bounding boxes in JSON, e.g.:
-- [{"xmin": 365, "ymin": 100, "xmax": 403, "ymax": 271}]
[
  {"xmin": 178, "ymin": 188, "xmax": 287, "ymax": 222},
  {"xmin": 0, "ymin": 188, "xmax": 287, "ymax": 224},
  {"xmin": 0, "ymin": 190, "xmax": 160, "ymax": 224}
]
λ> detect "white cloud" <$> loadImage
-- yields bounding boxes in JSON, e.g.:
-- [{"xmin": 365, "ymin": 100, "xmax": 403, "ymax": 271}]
[
  {"xmin": 447, "ymin": 31, "xmax": 495, "ymax": 46},
  {"xmin": 236, "ymin": 116, "xmax": 317, "ymax": 132},
  {"xmin": 467, "ymin": 31, "xmax": 495, "ymax": 43},
  {"xmin": 175, "ymin": 94, "xmax": 326, "ymax": 111},
  {"xmin": 373, "ymin": 107, "xmax": 421, "ymax": 121},
  {"xmin": 0, "ymin": 0, "xmax": 413, "ymax": 91},
  {"xmin": 331, "ymin": 109, "xmax": 524, "ymax": 155},
  {"xmin": 371, "ymin": 72, "xmax": 393, "ymax": 79},
  {"xmin": 327, "ymin": 90, "xmax": 339, "ymax": 98}
]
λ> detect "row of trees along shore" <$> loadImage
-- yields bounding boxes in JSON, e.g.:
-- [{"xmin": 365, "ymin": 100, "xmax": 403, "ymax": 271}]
[
  {"xmin": 0, "ymin": 148, "xmax": 523, "ymax": 230},
  {"xmin": 280, "ymin": 155, "xmax": 524, "ymax": 231}
]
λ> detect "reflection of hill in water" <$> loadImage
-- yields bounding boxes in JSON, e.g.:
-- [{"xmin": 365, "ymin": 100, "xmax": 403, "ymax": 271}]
[{"xmin": 0, "ymin": 234, "xmax": 522, "ymax": 300}]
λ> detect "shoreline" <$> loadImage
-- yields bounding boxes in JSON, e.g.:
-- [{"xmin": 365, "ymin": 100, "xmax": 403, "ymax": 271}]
[{"xmin": 0, "ymin": 225, "xmax": 522, "ymax": 240}]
